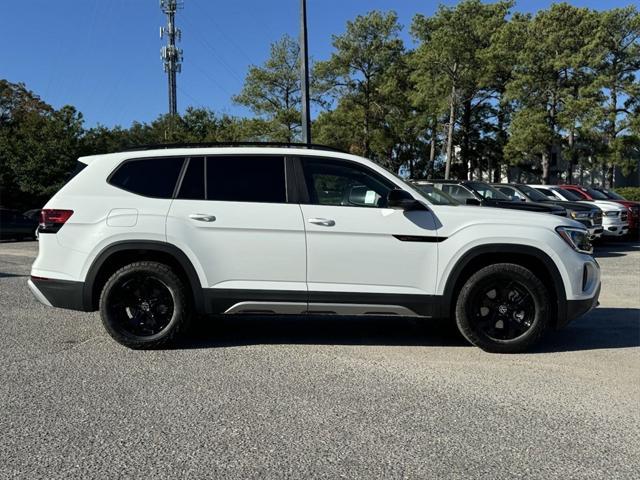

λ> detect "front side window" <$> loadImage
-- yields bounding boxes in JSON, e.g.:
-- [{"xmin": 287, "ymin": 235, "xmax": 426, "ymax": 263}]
[
  {"xmin": 206, "ymin": 156, "xmax": 286, "ymax": 203},
  {"xmin": 496, "ymin": 185, "xmax": 521, "ymax": 199},
  {"xmin": 584, "ymin": 187, "xmax": 609, "ymax": 200},
  {"xmin": 518, "ymin": 185, "xmax": 548, "ymax": 202},
  {"xmin": 109, "ymin": 157, "xmax": 185, "ymax": 198},
  {"xmin": 440, "ymin": 184, "xmax": 476, "ymax": 201},
  {"xmin": 466, "ymin": 182, "xmax": 510, "ymax": 200},
  {"xmin": 557, "ymin": 188, "xmax": 583, "ymax": 201},
  {"xmin": 598, "ymin": 189, "xmax": 624, "ymax": 200},
  {"xmin": 411, "ymin": 183, "xmax": 458, "ymax": 205},
  {"xmin": 302, "ymin": 158, "xmax": 394, "ymax": 208},
  {"xmin": 533, "ymin": 187, "xmax": 557, "ymax": 199}
]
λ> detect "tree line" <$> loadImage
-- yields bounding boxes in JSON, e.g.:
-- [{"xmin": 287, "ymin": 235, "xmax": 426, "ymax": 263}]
[{"xmin": 1, "ymin": 1, "xmax": 638, "ymax": 210}]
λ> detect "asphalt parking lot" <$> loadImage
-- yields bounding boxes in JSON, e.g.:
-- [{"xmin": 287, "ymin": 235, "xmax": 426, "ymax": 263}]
[{"xmin": 1, "ymin": 240, "xmax": 638, "ymax": 479}]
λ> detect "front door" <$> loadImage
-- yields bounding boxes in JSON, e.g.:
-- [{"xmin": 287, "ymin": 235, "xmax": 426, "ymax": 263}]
[{"xmin": 298, "ymin": 157, "xmax": 440, "ymax": 316}]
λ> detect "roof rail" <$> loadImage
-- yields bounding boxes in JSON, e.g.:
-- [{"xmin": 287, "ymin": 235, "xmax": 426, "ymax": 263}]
[{"xmin": 121, "ymin": 141, "xmax": 346, "ymax": 153}]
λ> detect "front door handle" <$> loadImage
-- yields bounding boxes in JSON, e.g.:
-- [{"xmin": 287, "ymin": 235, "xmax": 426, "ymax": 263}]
[
  {"xmin": 189, "ymin": 213, "xmax": 216, "ymax": 222},
  {"xmin": 308, "ymin": 218, "xmax": 335, "ymax": 227}
]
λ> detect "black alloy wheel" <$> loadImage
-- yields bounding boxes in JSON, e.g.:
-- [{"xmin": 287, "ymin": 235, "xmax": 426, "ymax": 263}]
[
  {"xmin": 100, "ymin": 261, "xmax": 190, "ymax": 349},
  {"xmin": 106, "ymin": 273, "xmax": 175, "ymax": 337},
  {"xmin": 455, "ymin": 263, "xmax": 550, "ymax": 353},
  {"xmin": 470, "ymin": 278, "xmax": 536, "ymax": 341}
]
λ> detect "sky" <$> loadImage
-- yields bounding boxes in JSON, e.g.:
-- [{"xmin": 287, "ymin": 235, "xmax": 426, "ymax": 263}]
[{"xmin": 1, "ymin": 0, "xmax": 633, "ymax": 128}]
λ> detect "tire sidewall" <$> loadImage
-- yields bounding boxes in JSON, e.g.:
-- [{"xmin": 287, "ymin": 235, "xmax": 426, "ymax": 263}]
[
  {"xmin": 100, "ymin": 262, "xmax": 187, "ymax": 348},
  {"xmin": 455, "ymin": 263, "xmax": 550, "ymax": 353}
]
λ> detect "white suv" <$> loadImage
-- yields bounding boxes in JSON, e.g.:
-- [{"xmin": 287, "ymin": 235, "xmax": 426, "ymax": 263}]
[{"xmin": 29, "ymin": 145, "xmax": 601, "ymax": 353}]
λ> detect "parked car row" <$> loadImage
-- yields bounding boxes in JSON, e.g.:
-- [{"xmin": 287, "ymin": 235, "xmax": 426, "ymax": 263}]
[
  {"xmin": 409, "ymin": 180, "xmax": 638, "ymax": 241},
  {"xmin": 0, "ymin": 208, "xmax": 39, "ymax": 240}
]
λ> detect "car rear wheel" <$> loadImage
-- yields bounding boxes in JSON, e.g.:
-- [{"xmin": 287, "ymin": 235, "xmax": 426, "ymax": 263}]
[
  {"xmin": 455, "ymin": 263, "xmax": 550, "ymax": 353},
  {"xmin": 99, "ymin": 261, "xmax": 190, "ymax": 349}
]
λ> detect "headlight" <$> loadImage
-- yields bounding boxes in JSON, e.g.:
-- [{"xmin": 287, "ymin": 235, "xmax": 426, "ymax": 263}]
[
  {"xmin": 604, "ymin": 211, "xmax": 619, "ymax": 217},
  {"xmin": 570, "ymin": 211, "xmax": 589, "ymax": 219},
  {"xmin": 556, "ymin": 226, "xmax": 593, "ymax": 254}
]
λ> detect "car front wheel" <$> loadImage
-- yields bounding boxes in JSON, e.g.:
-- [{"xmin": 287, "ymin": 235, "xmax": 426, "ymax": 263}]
[
  {"xmin": 99, "ymin": 261, "xmax": 190, "ymax": 349},
  {"xmin": 455, "ymin": 263, "xmax": 550, "ymax": 353}
]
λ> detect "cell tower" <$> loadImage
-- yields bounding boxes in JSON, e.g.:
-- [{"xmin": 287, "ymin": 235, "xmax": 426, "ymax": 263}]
[{"xmin": 160, "ymin": 0, "xmax": 183, "ymax": 116}]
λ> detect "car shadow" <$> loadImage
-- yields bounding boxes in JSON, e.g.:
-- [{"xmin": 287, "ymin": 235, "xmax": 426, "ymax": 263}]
[
  {"xmin": 594, "ymin": 239, "xmax": 640, "ymax": 258},
  {"xmin": 174, "ymin": 307, "xmax": 639, "ymax": 353},
  {"xmin": 0, "ymin": 272, "xmax": 28, "ymax": 278},
  {"xmin": 533, "ymin": 307, "xmax": 640, "ymax": 353},
  {"xmin": 177, "ymin": 315, "xmax": 468, "ymax": 350}
]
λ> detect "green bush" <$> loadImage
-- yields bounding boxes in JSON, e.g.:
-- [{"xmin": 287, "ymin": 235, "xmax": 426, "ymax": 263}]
[{"xmin": 614, "ymin": 187, "xmax": 640, "ymax": 202}]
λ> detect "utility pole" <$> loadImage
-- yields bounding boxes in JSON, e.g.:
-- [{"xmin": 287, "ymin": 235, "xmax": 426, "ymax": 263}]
[
  {"xmin": 160, "ymin": 0, "xmax": 183, "ymax": 116},
  {"xmin": 299, "ymin": 0, "xmax": 311, "ymax": 145}
]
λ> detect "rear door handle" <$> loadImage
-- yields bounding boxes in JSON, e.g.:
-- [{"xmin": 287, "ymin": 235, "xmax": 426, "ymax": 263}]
[
  {"xmin": 189, "ymin": 213, "xmax": 216, "ymax": 222},
  {"xmin": 308, "ymin": 218, "xmax": 335, "ymax": 227}
]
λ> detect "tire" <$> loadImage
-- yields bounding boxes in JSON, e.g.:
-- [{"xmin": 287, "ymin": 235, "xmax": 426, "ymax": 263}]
[
  {"xmin": 99, "ymin": 261, "xmax": 191, "ymax": 349},
  {"xmin": 455, "ymin": 263, "xmax": 550, "ymax": 353}
]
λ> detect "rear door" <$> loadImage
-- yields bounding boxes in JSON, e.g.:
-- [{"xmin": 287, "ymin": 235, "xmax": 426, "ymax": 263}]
[
  {"xmin": 166, "ymin": 155, "xmax": 307, "ymax": 312},
  {"xmin": 297, "ymin": 157, "xmax": 440, "ymax": 316}
]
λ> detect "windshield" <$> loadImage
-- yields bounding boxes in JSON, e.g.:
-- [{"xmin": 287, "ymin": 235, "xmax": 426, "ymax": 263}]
[
  {"xmin": 557, "ymin": 188, "xmax": 582, "ymax": 201},
  {"xmin": 465, "ymin": 182, "xmax": 510, "ymax": 200},
  {"xmin": 518, "ymin": 185, "xmax": 548, "ymax": 202},
  {"xmin": 583, "ymin": 187, "xmax": 609, "ymax": 200},
  {"xmin": 411, "ymin": 183, "xmax": 459, "ymax": 205}
]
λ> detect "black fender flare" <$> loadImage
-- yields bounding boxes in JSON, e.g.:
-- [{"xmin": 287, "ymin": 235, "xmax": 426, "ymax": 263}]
[
  {"xmin": 441, "ymin": 243, "xmax": 568, "ymax": 325},
  {"xmin": 83, "ymin": 240, "xmax": 206, "ymax": 313}
]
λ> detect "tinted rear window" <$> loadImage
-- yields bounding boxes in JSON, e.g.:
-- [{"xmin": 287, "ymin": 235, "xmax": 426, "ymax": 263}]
[
  {"xmin": 66, "ymin": 161, "xmax": 87, "ymax": 183},
  {"xmin": 206, "ymin": 156, "xmax": 286, "ymax": 203},
  {"xmin": 109, "ymin": 157, "xmax": 185, "ymax": 198},
  {"xmin": 177, "ymin": 157, "xmax": 205, "ymax": 200}
]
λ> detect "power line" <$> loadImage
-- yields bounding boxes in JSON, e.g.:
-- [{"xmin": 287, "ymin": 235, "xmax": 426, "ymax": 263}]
[
  {"xmin": 160, "ymin": 0, "xmax": 184, "ymax": 115},
  {"xmin": 180, "ymin": 13, "xmax": 244, "ymax": 84},
  {"xmin": 190, "ymin": 0, "xmax": 256, "ymax": 65}
]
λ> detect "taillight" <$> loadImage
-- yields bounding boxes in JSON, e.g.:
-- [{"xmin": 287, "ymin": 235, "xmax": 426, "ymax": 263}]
[{"xmin": 39, "ymin": 209, "xmax": 73, "ymax": 233}]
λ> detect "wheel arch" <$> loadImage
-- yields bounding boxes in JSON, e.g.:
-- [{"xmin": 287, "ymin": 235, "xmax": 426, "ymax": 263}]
[
  {"xmin": 441, "ymin": 244, "xmax": 567, "ymax": 328},
  {"xmin": 83, "ymin": 241, "xmax": 206, "ymax": 314}
]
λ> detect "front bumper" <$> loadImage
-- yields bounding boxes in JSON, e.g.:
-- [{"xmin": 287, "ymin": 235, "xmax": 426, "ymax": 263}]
[
  {"xmin": 28, "ymin": 277, "xmax": 88, "ymax": 311},
  {"xmin": 587, "ymin": 226, "xmax": 604, "ymax": 239},
  {"xmin": 564, "ymin": 283, "xmax": 600, "ymax": 326},
  {"xmin": 602, "ymin": 223, "xmax": 629, "ymax": 236}
]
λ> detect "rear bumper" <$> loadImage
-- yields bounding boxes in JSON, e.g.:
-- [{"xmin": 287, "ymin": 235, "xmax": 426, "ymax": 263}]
[{"xmin": 28, "ymin": 277, "xmax": 89, "ymax": 311}]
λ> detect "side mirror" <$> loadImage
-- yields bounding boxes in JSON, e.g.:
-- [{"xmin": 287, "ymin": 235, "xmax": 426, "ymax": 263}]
[
  {"xmin": 465, "ymin": 198, "xmax": 481, "ymax": 206},
  {"xmin": 387, "ymin": 189, "xmax": 427, "ymax": 211}
]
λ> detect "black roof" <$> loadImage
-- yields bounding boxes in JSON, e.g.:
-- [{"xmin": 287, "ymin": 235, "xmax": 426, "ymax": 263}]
[
  {"xmin": 121, "ymin": 142, "xmax": 346, "ymax": 153},
  {"xmin": 414, "ymin": 178, "xmax": 465, "ymax": 184}
]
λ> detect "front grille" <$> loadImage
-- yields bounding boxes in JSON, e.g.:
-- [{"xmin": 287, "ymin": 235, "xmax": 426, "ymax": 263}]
[
  {"xmin": 592, "ymin": 211, "xmax": 602, "ymax": 225},
  {"xmin": 577, "ymin": 219, "xmax": 590, "ymax": 228},
  {"xmin": 632, "ymin": 206, "xmax": 640, "ymax": 219},
  {"xmin": 621, "ymin": 211, "xmax": 628, "ymax": 222}
]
